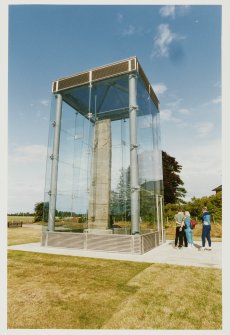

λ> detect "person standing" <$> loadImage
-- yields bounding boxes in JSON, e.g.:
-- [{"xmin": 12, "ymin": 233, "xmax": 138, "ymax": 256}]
[
  {"xmin": 184, "ymin": 211, "xmax": 194, "ymax": 247},
  {"xmin": 200, "ymin": 206, "xmax": 211, "ymax": 250},
  {"xmin": 174, "ymin": 208, "xmax": 185, "ymax": 248},
  {"xmin": 183, "ymin": 222, "xmax": 188, "ymax": 247}
]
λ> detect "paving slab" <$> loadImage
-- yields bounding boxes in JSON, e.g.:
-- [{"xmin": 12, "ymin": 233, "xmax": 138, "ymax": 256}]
[{"xmin": 8, "ymin": 240, "xmax": 221, "ymax": 268}]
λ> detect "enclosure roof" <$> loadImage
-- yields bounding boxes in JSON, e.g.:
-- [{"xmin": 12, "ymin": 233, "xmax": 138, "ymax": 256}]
[{"xmin": 52, "ymin": 56, "xmax": 159, "ymax": 110}]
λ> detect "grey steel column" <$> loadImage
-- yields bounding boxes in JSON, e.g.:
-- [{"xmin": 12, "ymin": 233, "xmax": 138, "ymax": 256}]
[
  {"xmin": 48, "ymin": 94, "xmax": 62, "ymax": 231},
  {"xmin": 129, "ymin": 74, "xmax": 140, "ymax": 234},
  {"xmin": 156, "ymin": 194, "xmax": 160, "ymax": 233},
  {"xmin": 160, "ymin": 195, "xmax": 164, "ymax": 243}
]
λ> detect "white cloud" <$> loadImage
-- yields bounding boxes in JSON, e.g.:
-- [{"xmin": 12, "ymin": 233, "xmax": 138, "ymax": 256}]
[
  {"xmin": 166, "ymin": 98, "xmax": 183, "ymax": 109},
  {"xmin": 159, "ymin": 6, "xmax": 175, "ymax": 18},
  {"xmin": 10, "ymin": 144, "xmax": 47, "ymax": 163},
  {"xmin": 178, "ymin": 140, "xmax": 221, "ymax": 199},
  {"xmin": 182, "ymin": 142, "xmax": 221, "ymax": 175},
  {"xmin": 30, "ymin": 99, "xmax": 50, "ymax": 121},
  {"xmin": 8, "ymin": 145, "xmax": 48, "ymax": 213},
  {"xmin": 8, "ymin": 174, "xmax": 46, "ymax": 213},
  {"xmin": 165, "ymin": 139, "xmax": 221, "ymax": 200},
  {"xmin": 160, "ymin": 109, "xmax": 181, "ymax": 123},
  {"xmin": 201, "ymin": 96, "xmax": 222, "ymax": 108},
  {"xmin": 153, "ymin": 24, "xmax": 182, "ymax": 58},
  {"xmin": 160, "ymin": 109, "xmax": 172, "ymax": 121},
  {"xmin": 212, "ymin": 96, "xmax": 221, "ymax": 104},
  {"xmin": 177, "ymin": 5, "xmax": 191, "ymax": 16},
  {"xmin": 152, "ymin": 83, "xmax": 168, "ymax": 95},
  {"xmin": 122, "ymin": 24, "xmax": 143, "ymax": 36},
  {"xmin": 160, "ymin": 98, "xmax": 190, "ymax": 123},
  {"xmin": 159, "ymin": 5, "xmax": 191, "ymax": 18},
  {"xmin": 40, "ymin": 99, "xmax": 50, "ymax": 107},
  {"xmin": 160, "ymin": 98, "xmax": 192, "ymax": 125},
  {"xmin": 178, "ymin": 108, "xmax": 190, "ymax": 115},
  {"xmin": 122, "ymin": 24, "xmax": 136, "ymax": 36},
  {"xmin": 194, "ymin": 122, "xmax": 214, "ymax": 138},
  {"xmin": 8, "ymin": 184, "xmax": 45, "ymax": 213}
]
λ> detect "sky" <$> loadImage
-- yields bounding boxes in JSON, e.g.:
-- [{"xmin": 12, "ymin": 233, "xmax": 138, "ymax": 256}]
[{"xmin": 7, "ymin": 3, "xmax": 222, "ymax": 213}]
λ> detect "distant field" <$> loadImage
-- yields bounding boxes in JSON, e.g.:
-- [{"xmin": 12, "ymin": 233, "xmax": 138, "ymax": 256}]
[{"xmin": 8, "ymin": 216, "xmax": 35, "ymax": 223}]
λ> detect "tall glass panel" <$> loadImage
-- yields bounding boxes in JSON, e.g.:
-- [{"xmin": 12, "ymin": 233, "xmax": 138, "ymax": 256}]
[
  {"xmin": 44, "ymin": 93, "xmax": 93, "ymax": 232},
  {"xmin": 44, "ymin": 67, "xmax": 163, "ymax": 235},
  {"xmin": 137, "ymin": 77, "xmax": 163, "ymax": 232}
]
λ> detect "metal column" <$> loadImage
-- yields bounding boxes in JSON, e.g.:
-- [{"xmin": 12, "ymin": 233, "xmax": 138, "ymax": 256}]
[
  {"xmin": 48, "ymin": 94, "xmax": 62, "ymax": 231},
  {"xmin": 156, "ymin": 194, "xmax": 160, "ymax": 233},
  {"xmin": 160, "ymin": 195, "xmax": 164, "ymax": 243},
  {"xmin": 129, "ymin": 74, "xmax": 140, "ymax": 234}
]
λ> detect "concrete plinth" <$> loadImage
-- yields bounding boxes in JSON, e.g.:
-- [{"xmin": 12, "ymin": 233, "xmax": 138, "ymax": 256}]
[
  {"xmin": 41, "ymin": 230, "xmax": 164, "ymax": 254},
  {"xmin": 88, "ymin": 119, "xmax": 111, "ymax": 230}
]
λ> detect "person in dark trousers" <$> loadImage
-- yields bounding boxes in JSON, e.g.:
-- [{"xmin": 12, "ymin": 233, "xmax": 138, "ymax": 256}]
[
  {"xmin": 200, "ymin": 206, "xmax": 212, "ymax": 250},
  {"xmin": 183, "ymin": 226, "xmax": 188, "ymax": 247},
  {"xmin": 174, "ymin": 208, "xmax": 185, "ymax": 248}
]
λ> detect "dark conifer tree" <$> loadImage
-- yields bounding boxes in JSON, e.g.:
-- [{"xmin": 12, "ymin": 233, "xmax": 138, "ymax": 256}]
[{"xmin": 162, "ymin": 151, "xmax": 187, "ymax": 204}]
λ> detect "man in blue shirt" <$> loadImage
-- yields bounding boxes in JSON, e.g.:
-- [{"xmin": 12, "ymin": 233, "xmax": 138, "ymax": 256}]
[{"xmin": 200, "ymin": 206, "xmax": 211, "ymax": 250}]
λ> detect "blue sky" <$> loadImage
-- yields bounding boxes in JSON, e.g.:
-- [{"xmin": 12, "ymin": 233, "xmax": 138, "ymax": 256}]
[{"xmin": 7, "ymin": 4, "xmax": 222, "ymax": 213}]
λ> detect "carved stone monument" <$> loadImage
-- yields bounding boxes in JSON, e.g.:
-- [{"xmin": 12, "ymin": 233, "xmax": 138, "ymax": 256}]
[{"xmin": 88, "ymin": 119, "xmax": 112, "ymax": 231}]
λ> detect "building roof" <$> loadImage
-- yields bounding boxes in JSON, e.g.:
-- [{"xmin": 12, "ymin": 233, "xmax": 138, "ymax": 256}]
[{"xmin": 52, "ymin": 56, "xmax": 159, "ymax": 110}]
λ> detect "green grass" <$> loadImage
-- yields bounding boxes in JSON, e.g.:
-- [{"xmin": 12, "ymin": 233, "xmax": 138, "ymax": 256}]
[
  {"xmin": 7, "ymin": 225, "xmax": 222, "ymax": 329},
  {"xmin": 8, "ymin": 251, "xmax": 149, "ymax": 329},
  {"xmin": 102, "ymin": 264, "xmax": 222, "ymax": 329},
  {"xmin": 8, "ymin": 251, "xmax": 222, "ymax": 330}
]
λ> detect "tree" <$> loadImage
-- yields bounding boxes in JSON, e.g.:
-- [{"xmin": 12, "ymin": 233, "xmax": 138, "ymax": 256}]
[
  {"xmin": 163, "ymin": 192, "xmax": 222, "ymax": 223},
  {"xmin": 34, "ymin": 202, "xmax": 79, "ymax": 222},
  {"xmin": 185, "ymin": 191, "xmax": 222, "ymax": 222},
  {"xmin": 110, "ymin": 168, "xmax": 131, "ymax": 221},
  {"xmin": 162, "ymin": 151, "xmax": 187, "ymax": 204},
  {"xmin": 34, "ymin": 202, "xmax": 49, "ymax": 222}
]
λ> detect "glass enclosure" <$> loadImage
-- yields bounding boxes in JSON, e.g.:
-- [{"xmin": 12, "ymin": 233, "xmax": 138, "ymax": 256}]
[{"xmin": 43, "ymin": 57, "xmax": 163, "ymax": 235}]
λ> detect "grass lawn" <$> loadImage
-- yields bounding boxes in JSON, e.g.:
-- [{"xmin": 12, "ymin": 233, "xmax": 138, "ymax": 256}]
[
  {"xmin": 8, "ymin": 227, "xmax": 42, "ymax": 246},
  {"xmin": 8, "ymin": 251, "xmax": 222, "ymax": 330},
  {"xmin": 7, "ymin": 225, "xmax": 222, "ymax": 329}
]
